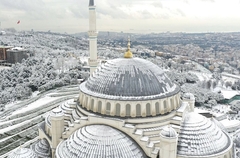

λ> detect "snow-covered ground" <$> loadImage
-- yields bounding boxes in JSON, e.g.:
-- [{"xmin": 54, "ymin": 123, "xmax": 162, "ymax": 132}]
[
  {"xmin": 10, "ymin": 96, "xmax": 60, "ymax": 117},
  {"xmin": 189, "ymin": 71, "xmax": 212, "ymax": 81},
  {"xmin": 0, "ymin": 85, "xmax": 80, "ymax": 156}
]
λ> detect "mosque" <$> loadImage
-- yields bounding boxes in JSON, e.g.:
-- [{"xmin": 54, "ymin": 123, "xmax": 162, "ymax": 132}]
[{"xmin": 8, "ymin": 0, "xmax": 234, "ymax": 158}]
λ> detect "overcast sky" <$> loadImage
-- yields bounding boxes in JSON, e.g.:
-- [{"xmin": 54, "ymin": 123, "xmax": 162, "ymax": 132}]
[{"xmin": 1, "ymin": 0, "xmax": 240, "ymax": 34}]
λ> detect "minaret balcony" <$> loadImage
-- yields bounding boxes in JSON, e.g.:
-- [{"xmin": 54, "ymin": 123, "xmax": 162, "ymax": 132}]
[
  {"xmin": 88, "ymin": 59, "xmax": 98, "ymax": 66},
  {"xmin": 88, "ymin": 31, "xmax": 98, "ymax": 37}
]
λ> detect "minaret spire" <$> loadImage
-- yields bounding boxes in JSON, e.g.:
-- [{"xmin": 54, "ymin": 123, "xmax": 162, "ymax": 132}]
[
  {"xmin": 88, "ymin": 0, "xmax": 98, "ymax": 74},
  {"xmin": 124, "ymin": 37, "xmax": 133, "ymax": 58}
]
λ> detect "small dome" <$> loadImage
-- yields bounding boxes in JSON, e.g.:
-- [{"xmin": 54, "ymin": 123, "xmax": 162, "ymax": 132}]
[
  {"xmin": 80, "ymin": 58, "xmax": 179, "ymax": 101},
  {"xmin": 160, "ymin": 125, "xmax": 177, "ymax": 138},
  {"xmin": 177, "ymin": 112, "xmax": 232, "ymax": 157},
  {"xmin": 8, "ymin": 147, "xmax": 38, "ymax": 158},
  {"xmin": 31, "ymin": 139, "xmax": 51, "ymax": 158},
  {"xmin": 56, "ymin": 125, "xmax": 147, "ymax": 158},
  {"xmin": 50, "ymin": 108, "xmax": 64, "ymax": 117},
  {"xmin": 182, "ymin": 93, "xmax": 195, "ymax": 100}
]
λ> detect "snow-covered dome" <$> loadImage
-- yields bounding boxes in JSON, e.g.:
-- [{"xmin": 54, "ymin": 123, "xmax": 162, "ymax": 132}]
[
  {"xmin": 30, "ymin": 139, "xmax": 51, "ymax": 158},
  {"xmin": 55, "ymin": 125, "xmax": 147, "ymax": 158},
  {"xmin": 8, "ymin": 147, "xmax": 38, "ymax": 158},
  {"xmin": 50, "ymin": 108, "xmax": 64, "ymax": 118},
  {"xmin": 177, "ymin": 112, "xmax": 232, "ymax": 157},
  {"xmin": 80, "ymin": 57, "xmax": 179, "ymax": 101},
  {"xmin": 160, "ymin": 125, "xmax": 177, "ymax": 138},
  {"xmin": 182, "ymin": 93, "xmax": 195, "ymax": 100}
]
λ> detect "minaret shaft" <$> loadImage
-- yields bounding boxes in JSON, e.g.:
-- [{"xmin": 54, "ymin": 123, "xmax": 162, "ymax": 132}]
[{"xmin": 88, "ymin": 1, "xmax": 98, "ymax": 74}]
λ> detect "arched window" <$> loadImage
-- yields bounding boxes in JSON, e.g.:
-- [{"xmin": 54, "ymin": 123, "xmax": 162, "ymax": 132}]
[
  {"xmin": 116, "ymin": 103, "xmax": 121, "ymax": 116},
  {"xmin": 80, "ymin": 93, "xmax": 84, "ymax": 104},
  {"xmin": 106, "ymin": 102, "xmax": 111, "ymax": 115},
  {"xmin": 91, "ymin": 99, "xmax": 94, "ymax": 110},
  {"xmin": 126, "ymin": 104, "xmax": 131, "ymax": 117},
  {"xmin": 98, "ymin": 101, "xmax": 102, "ymax": 113},
  {"xmin": 164, "ymin": 100, "xmax": 167, "ymax": 113},
  {"xmin": 170, "ymin": 98, "xmax": 174, "ymax": 110},
  {"xmin": 146, "ymin": 103, "xmax": 151, "ymax": 116},
  {"xmin": 136, "ymin": 104, "xmax": 141, "ymax": 117},
  {"xmin": 85, "ymin": 97, "xmax": 88, "ymax": 107},
  {"xmin": 155, "ymin": 102, "xmax": 160, "ymax": 115},
  {"xmin": 175, "ymin": 95, "xmax": 179, "ymax": 105}
]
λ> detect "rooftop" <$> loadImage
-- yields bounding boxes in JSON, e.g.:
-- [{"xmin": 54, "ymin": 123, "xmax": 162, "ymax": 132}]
[
  {"xmin": 80, "ymin": 57, "xmax": 180, "ymax": 101},
  {"xmin": 56, "ymin": 125, "xmax": 147, "ymax": 158},
  {"xmin": 177, "ymin": 112, "xmax": 232, "ymax": 157}
]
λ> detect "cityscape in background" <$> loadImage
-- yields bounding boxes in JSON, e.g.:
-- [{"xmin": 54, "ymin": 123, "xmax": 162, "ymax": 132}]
[{"xmin": 0, "ymin": 0, "xmax": 240, "ymax": 158}]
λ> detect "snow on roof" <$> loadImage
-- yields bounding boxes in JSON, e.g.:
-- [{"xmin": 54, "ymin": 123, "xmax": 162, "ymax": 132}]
[
  {"xmin": 10, "ymin": 47, "xmax": 24, "ymax": 51},
  {"xmin": 0, "ymin": 45, "xmax": 13, "ymax": 48},
  {"xmin": 220, "ymin": 119, "xmax": 240, "ymax": 129},
  {"xmin": 194, "ymin": 107, "xmax": 210, "ymax": 114},
  {"xmin": 221, "ymin": 90, "xmax": 239, "ymax": 100},
  {"xmin": 222, "ymin": 72, "xmax": 240, "ymax": 80},
  {"xmin": 0, "ymin": 66, "xmax": 11, "ymax": 71},
  {"xmin": 189, "ymin": 71, "xmax": 212, "ymax": 81}
]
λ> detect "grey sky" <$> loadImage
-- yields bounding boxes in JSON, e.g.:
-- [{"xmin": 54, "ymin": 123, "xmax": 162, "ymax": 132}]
[{"xmin": 1, "ymin": 0, "xmax": 240, "ymax": 33}]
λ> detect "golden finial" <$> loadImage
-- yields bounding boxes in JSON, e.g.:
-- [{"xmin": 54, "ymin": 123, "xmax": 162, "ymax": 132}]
[{"xmin": 124, "ymin": 37, "xmax": 133, "ymax": 58}]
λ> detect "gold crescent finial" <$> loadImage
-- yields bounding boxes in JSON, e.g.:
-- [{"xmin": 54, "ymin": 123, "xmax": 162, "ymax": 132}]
[{"xmin": 124, "ymin": 36, "xmax": 133, "ymax": 58}]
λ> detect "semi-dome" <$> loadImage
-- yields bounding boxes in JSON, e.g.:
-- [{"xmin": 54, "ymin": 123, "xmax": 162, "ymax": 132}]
[
  {"xmin": 30, "ymin": 139, "xmax": 51, "ymax": 158},
  {"xmin": 56, "ymin": 125, "xmax": 147, "ymax": 158},
  {"xmin": 80, "ymin": 57, "xmax": 179, "ymax": 101},
  {"xmin": 160, "ymin": 125, "xmax": 177, "ymax": 138},
  {"xmin": 8, "ymin": 147, "xmax": 38, "ymax": 158},
  {"xmin": 177, "ymin": 112, "xmax": 232, "ymax": 157}
]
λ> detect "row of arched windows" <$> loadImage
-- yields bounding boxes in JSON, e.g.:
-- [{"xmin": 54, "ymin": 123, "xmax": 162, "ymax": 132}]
[{"xmin": 80, "ymin": 93, "xmax": 180, "ymax": 117}]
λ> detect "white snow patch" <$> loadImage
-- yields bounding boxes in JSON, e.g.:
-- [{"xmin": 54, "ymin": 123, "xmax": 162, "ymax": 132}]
[
  {"xmin": 0, "ymin": 66, "xmax": 11, "ymax": 71},
  {"xmin": 31, "ymin": 91, "xmax": 40, "ymax": 97},
  {"xmin": 221, "ymin": 90, "xmax": 240, "ymax": 100},
  {"xmin": 0, "ymin": 116, "xmax": 42, "ymax": 134},
  {"xmin": 189, "ymin": 71, "xmax": 212, "ymax": 81},
  {"xmin": 10, "ymin": 96, "xmax": 60, "ymax": 116},
  {"xmin": 220, "ymin": 119, "xmax": 240, "ymax": 129}
]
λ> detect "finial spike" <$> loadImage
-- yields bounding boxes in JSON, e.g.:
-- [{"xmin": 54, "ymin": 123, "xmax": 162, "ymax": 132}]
[
  {"xmin": 127, "ymin": 36, "xmax": 131, "ymax": 51},
  {"xmin": 124, "ymin": 36, "xmax": 133, "ymax": 58}
]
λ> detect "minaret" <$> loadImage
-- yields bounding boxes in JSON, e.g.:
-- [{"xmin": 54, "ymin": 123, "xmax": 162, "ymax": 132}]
[
  {"xmin": 88, "ymin": 0, "xmax": 98, "ymax": 74},
  {"xmin": 159, "ymin": 125, "xmax": 178, "ymax": 158},
  {"xmin": 50, "ymin": 108, "xmax": 64, "ymax": 157}
]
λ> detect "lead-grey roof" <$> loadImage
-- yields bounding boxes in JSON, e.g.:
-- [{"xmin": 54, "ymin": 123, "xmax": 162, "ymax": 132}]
[
  {"xmin": 177, "ymin": 112, "xmax": 232, "ymax": 157},
  {"xmin": 56, "ymin": 125, "xmax": 147, "ymax": 158},
  {"xmin": 80, "ymin": 58, "xmax": 180, "ymax": 101},
  {"xmin": 89, "ymin": 0, "xmax": 94, "ymax": 6}
]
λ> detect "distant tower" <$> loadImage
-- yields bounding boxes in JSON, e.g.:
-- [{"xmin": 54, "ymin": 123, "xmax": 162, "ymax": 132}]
[{"xmin": 88, "ymin": 0, "xmax": 98, "ymax": 74}]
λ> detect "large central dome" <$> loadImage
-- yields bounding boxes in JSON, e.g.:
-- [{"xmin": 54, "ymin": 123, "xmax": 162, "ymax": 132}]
[{"xmin": 80, "ymin": 58, "xmax": 179, "ymax": 101}]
